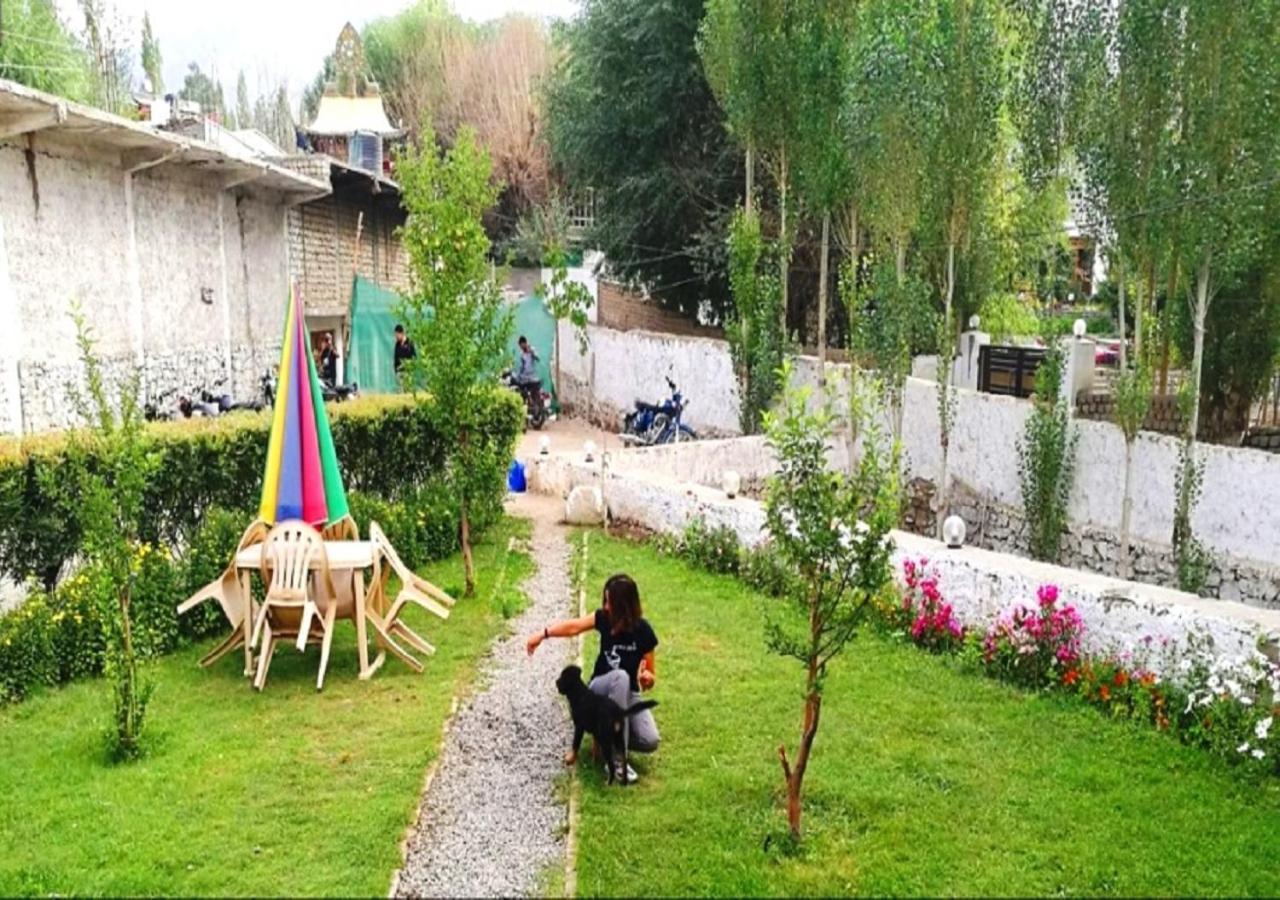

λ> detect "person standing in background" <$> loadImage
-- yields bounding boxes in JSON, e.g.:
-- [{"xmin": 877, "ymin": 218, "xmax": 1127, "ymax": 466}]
[{"xmin": 393, "ymin": 323, "xmax": 416, "ymax": 374}]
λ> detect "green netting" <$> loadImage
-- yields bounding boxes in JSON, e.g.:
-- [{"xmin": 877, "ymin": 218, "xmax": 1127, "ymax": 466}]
[
  {"xmin": 346, "ymin": 275, "xmax": 401, "ymax": 394},
  {"xmin": 508, "ymin": 295, "xmax": 558, "ymax": 408}
]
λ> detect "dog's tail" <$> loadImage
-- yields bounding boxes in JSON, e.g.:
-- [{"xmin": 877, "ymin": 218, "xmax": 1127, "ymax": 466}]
[{"xmin": 623, "ymin": 699, "xmax": 658, "ymax": 718}]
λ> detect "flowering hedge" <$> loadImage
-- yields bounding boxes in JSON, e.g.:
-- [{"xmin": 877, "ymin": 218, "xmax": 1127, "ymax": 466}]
[{"xmin": 662, "ymin": 518, "xmax": 1280, "ymax": 778}]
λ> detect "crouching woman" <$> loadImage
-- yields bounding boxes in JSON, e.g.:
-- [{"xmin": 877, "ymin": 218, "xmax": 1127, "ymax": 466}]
[{"xmin": 526, "ymin": 573, "xmax": 660, "ymax": 776}]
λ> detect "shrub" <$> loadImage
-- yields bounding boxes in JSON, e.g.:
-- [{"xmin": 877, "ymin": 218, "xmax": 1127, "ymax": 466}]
[
  {"xmin": 897, "ymin": 558, "xmax": 964, "ymax": 653},
  {"xmin": 978, "ymin": 292, "xmax": 1040, "ymax": 341},
  {"xmin": 0, "ymin": 390, "xmax": 521, "ymax": 591},
  {"xmin": 981, "ymin": 585, "xmax": 1083, "ymax": 688},
  {"xmin": 180, "ymin": 507, "xmax": 253, "ymax": 641},
  {"xmin": 0, "ymin": 590, "xmax": 58, "ymax": 703}
]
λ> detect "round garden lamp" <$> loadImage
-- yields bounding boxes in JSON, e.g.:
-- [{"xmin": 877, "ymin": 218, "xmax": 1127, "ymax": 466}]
[
  {"xmin": 539, "ymin": 436, "xmax": 551, "ymax": 456},
  {"xmin": 1073, "ymin": 318, "xmax": 1087, "ymax": 339},
  {"xmin": 943, "ymin": 514, "xmax": 967, "ymax": 549}
]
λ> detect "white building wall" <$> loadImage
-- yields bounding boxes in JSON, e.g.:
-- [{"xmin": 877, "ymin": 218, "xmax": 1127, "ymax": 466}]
[{"xmin": 0, "ymin": 139, "xmax": 290, "ymax": 433}]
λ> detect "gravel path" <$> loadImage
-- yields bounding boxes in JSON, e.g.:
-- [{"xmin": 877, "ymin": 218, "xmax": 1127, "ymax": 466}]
[{"xmin": 394, "ymin": 494, "xmax": 574, "ymax": 898}]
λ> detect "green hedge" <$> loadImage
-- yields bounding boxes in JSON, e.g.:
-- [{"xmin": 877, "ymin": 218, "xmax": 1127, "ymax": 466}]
[
  {"xmin": 0, "ymin": 390, "xmax": 523, "ymax": 590},
  {"xmin": 0, "ymin": 390, "xmax": 522, "ymax": 704}
]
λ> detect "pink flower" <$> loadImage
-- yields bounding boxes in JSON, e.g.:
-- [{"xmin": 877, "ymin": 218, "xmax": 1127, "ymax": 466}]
[{"xmin": 1037, "ymin": 584, "xmax": 1060, "ymax": 608}]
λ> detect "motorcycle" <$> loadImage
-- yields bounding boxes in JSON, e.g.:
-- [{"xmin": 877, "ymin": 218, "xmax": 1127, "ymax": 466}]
[
  {"xmin": 621, "ymin": 376, "xmax": 699, "ymax": 445},
  {"xmin": 501, "ymin": 371, "xmax": 549, "ymax": 430}
]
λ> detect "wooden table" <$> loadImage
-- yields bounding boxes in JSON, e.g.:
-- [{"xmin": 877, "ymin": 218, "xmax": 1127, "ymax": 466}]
[{"xmin": 234, "ymin": 540, "xmax": 415, "ymax": 681}]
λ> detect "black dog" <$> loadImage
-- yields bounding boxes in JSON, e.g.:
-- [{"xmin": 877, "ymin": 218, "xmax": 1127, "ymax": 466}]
[{"xmin": 556, "ymin": 664, "xmax": 657, "ymax": 786}]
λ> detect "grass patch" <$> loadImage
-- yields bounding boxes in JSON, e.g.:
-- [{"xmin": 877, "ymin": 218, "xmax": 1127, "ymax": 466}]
[
  {"xmin": 574, "ymin": 534, "xmax": 1280, "ymax": 897},
  {"xmin": 0, "ymin": 519, "xmax": 531, "ymax": 897}
]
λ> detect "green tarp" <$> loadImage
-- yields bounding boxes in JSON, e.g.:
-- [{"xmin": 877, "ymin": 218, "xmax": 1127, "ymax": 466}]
[
  {"xmin": 346, "ymin": 275, "xmax": 401, "ymax": 394},
  {"xmin": 507, "ymin": 295, "xmax": 558, "ymax": 409},
  {"xmin": 346, "ymin": 277, "xmax": 558, "ymax": 403}
]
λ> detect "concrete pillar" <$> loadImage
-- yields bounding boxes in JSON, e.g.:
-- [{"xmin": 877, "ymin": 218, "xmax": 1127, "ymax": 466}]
[
  {"xmin": 951, "ymin": 330, "xmax": 990, "ymax": 390},
  {"xmin": 0, "ymin": 209, "xmax": 25, "ymax": 434}
]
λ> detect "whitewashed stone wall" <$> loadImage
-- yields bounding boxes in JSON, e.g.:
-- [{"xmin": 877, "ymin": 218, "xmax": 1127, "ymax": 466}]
[
  {"xmin": 524, "ymin": 441, "xmax": 1280, "ymax": 678},
  {"xmin": 551, "ymin": 323, "xmax": 1280, "ymax": 607},
  {"xmin": 0, "ymin": 140, "xmax": 291, "ymax": 433}
]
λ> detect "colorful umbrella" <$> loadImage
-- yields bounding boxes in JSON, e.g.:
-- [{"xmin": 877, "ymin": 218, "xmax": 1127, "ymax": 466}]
[{"xmin": 258, "ymin": 285, "xmax": 350, "ymax": 527}]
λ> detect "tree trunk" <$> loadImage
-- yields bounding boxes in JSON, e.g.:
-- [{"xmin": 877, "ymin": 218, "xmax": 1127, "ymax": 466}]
[
  {"xmin": 1120, "ymin": 438, "xmax": 1135, "ymax": 580},
  {"xmin": 818, "ymin": 212, "xmax": 830, "ymax": 384},
  {"xmin": 461, "ymin": 501, "xmax": 475, "ymax": 597},
  {"xmin": 1159, "ymin": 259, "xmax": 1179, "ymax": 394},
  {"xmin": 1117, "ymin": 255, "xmax": 1127, "ymax": 370},
  {"xmin": 779, "ymin": 146, "xmax": 790, "ymax": 342},
  {"xmin": 745, "ymin": 144, "xmax": 754, "ymax": 215},
  {"xmin": 778, "ymin": 655, "xmax": 822, "ymax": 841},
  {"xmin": 895, "ymin": 235, "xmax": 907, "ymax": 287},
  {"xmin": 1187, "ymin": 252, "xmax": 1211, "ymax": 442},
  {"xmin": 554, "ymin": 324, "xmax": 562, "ymax": 414},
  {"xmin": 937, "ymin": 240, "xmax": 956, "ymax": 539}
]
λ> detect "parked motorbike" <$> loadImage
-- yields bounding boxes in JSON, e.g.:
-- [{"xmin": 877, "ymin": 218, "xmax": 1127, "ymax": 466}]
[
  {"xmin": 501, "ymin": 371, "xmax": 549, "ymax": 430},
  {"xmin": 621, "ymin": 376, "xmax": 698, "ymax": 445},
  {"xmin": 143, "ymin": 387, "xmax": 179, "ymax": 422},
  {"xmin": 320, "ymin": 378, "xmax": 359, "ymax": 403}
]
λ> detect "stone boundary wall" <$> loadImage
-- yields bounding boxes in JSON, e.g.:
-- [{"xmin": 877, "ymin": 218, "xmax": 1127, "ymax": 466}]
[
  {"xmin": 550, "ymin": 323, "xmax": 1280, "ymax": 609},
  {"xmin": 523, "ymin": 443, "xmax": 1280, "ymax": 678}
]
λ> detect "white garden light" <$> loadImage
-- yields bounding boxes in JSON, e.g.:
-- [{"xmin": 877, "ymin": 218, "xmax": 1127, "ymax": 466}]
[
  {"xmin": 1073, "ymin": 318, "xmax": 1087, "ymax": 339},
  {"xmin": 584, "ymin": 440, "xmax": 597, "ymax": 462},
  {"xmin": 968, "ymin": 314, "xmax": 980, "ymax": 330},
  {"xmin": 943, "ymin": 514, "xmax": 967, "ymax": 549},
  {"xmin": 539, "ymin": 435, "xmax": 551, "ymax": 455},
  {"xmin": 722, "ymin": 470, "xmax": 741, "ymax": 499}
]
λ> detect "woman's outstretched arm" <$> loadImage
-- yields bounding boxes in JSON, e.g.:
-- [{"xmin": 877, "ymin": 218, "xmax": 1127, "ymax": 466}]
[{"xmin": 525, "ymin": 613, "xmax": 596, "ymax": 656}]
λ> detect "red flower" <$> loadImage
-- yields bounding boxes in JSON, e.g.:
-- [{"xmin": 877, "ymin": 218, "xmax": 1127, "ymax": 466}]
[
  {"xmin": 1099, "ymin": 685, "xmax": 1111, "ymax": 702},
  {"xmin": 1113, "ymin": 670, "xmax": 1130, "ymax": 687},
  {"xmin": 1063, "ymin": 668, "xmax": 1080, "ymax": 687}
]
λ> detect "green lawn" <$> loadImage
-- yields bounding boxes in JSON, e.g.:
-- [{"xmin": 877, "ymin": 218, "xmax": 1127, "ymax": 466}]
[
  {"xmin": 0, "ymin": 519, "xmax": 531, "ymax": 897},
  {"xmin": 574, "ymin": 534, "xmax": 1280, "ymax": 897}
]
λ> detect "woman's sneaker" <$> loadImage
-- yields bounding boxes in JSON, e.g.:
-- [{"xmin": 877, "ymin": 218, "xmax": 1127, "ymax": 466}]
[{"xmin": 605, "ymin": 761, "xmax": 639, "ymax": 784}]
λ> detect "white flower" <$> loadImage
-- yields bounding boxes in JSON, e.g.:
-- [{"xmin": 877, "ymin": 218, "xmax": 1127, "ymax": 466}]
[
  {"xmin": 1239, "ymin": 695, "xmax": 1253, "ymax": 706},
  {"xmin": 1237, "ymin": 742, "xmax": 1251, "ymax": 755},
  {"xmin": 1251, "ymin": 748, "xmax": 1266, "ymax": 760},
  {"xmin": 1256, "ymin": 717, "xmax": 1273, "ymax": 741}
]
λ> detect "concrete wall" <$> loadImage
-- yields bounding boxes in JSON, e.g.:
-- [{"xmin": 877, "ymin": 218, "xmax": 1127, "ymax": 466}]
[
  {"xmin": 0, "ymin": 137, "xmax": 294, "ymax": 433},
  {"xmin": 551, "ymin": 322, "xmax": 1280, "ymax": 607}
]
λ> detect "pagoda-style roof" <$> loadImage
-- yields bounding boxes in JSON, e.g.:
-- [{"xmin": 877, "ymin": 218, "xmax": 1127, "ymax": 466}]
[
  {"xmin": 303, "ymin": 95, "xmax": 401, "ymax": 138},
  {"xmin": 302, "ymin": 22, "xmax": 402, "ymax": 138}
]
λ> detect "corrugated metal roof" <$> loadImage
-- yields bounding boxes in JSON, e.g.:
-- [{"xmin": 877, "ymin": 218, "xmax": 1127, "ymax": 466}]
[
  {"xmin": 303, "ymin": 95, "xmax": 401, "ymax": 137},
  {"xmin": 0, "ymin": 79, "xmax": 328, "ymax": 199}
]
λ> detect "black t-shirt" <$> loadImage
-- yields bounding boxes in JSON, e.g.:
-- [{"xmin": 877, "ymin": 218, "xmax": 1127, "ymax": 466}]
[
  {"xmin": 591, "ymin": 608, "xmax": 659, "ymax": 692},
  {"xmin": 394, "ymin": 338, "xmax": 416, "ymax": 371}
]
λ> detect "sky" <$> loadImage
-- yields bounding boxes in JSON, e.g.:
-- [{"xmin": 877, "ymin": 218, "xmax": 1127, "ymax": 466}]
[{"xmin": 54, "ymin": 0, "xmax": 579, "ymax": 107}]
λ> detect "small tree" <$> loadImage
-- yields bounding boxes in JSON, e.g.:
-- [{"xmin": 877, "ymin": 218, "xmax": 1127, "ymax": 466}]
[
  {"xmin": 68, "ymin": 311, "xmax": 156, "ymax": 761},
  {"xmin": 1016, "ymin": 337, "xmax": 1078, "ymax": 562},
  {"xmin": 398, "ymin": 128, "xmax": 514, "ymax": 595},
  {"xmin": 140, "ymin": 12, "xmax": 163, "ymax": 94},
  {"xmin": 532, "ymin": 218, "xmax": 593, "ymax": 404},
  {"xmin": 762, "ymin": 364, "xmax": 900, "ymax": 840},
  {"xmin": 726, "ymin": 205, "xmax": 784, "ymax": 434},
  {"xmin": 1112, "ymin": 363, "xmax": 1152, "ymax": 579}
]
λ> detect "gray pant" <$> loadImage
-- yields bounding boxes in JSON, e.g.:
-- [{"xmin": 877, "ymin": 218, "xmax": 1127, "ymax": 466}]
[{"xmin": 588, "ymin": 668, "xmax": 660, "ymax": 753}]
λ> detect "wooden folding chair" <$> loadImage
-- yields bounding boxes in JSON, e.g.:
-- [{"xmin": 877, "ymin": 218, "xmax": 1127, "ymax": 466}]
[
  {"xmin": 369, "ymin": 521, "xmax": 454, "ymax": 659},
  {"xmin": 322, "ymin": 514, "xmax": 359, "ymax": 541},
  {"xmin": 250, "ymin": 520, "xmax": 338, "ymax": 691},
  {"xmin": 175, "ymin": 519, "xmax": 268, "ymax": 668}
]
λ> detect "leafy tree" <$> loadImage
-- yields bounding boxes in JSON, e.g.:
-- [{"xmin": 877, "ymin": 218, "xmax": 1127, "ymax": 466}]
[
  {"xmin": 68, "ymin": 310, "xmax": 156, "ymax": 761},
  {"xmin": 180, "ymin": 62, "xmax": 225, "ymax": 120},
  {"xmin": 791, "ymin": 0, "xmax": 858, "ymax": 378},
  {"xmin": 0, "ymin": 0, "xmax": 91, "ymax": 101},
  {"xmin": 300, "ymin": 54, "xmax": 334, "ymax": 124},
  {"xmin": 397, "ymin": 128, "xmax": 514, "ymax": 596},
  {"xmin": 725, "ymin": 206, "xmax": 784, "ymax": 433},
  {"xmin": 234, "ymin": 70, "xmax": 251, "ymax": 131},
  {"xmin": 545, "ymin": 0, "xmax": 739, "ymax": 319},
  {"xmin": 922, "ymin": 0, "xmax": 1005, "ymax": 537},
  {"xmin": 762, "ymin": 364, "xmax": 899, "ymax": 840},
  {"xmin": 80, "ymin": 0, "xmax": 132, "ymax": 115},
  {"xmin": 140, "ymin": 11, "xmax": 162, "ymax": 94},
  {"xmin": 530, "ymin": 203, "xmax": 594, "ymax": 400}
]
